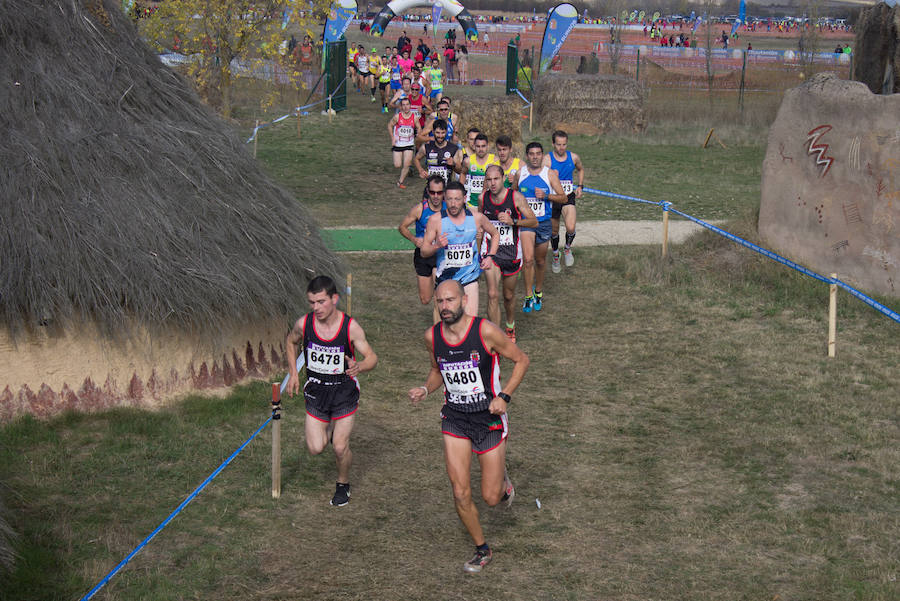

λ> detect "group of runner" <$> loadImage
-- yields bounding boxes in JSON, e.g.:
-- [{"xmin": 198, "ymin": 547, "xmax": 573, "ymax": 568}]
[
  {"xmin": 398, "ymin": 127, "xmax": 585, "ymax": 343},
  {"xmin": 283, "ymin": 71, "xmax": 586, "ymax": 575}
]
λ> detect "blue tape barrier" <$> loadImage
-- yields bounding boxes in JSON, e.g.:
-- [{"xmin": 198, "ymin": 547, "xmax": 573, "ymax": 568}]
[
  {"xmin": 246, "ymin": 75, "xmax": 348, "ymax": 144},
  {"xmin": 515, "ymin": 89, "xmax": 531, "ymax": 107},
  {"xmin": 583, "ymin": 187, "xmax": 900, "ymax": 325},
  {"xmin": 79, "ymin": 417, "xmax": 274, "ymax": 601}
]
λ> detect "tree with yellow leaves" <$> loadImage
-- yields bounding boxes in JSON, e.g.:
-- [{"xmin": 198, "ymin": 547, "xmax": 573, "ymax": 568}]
[{"xmin": 141, "ymin": 1, "xmax": 328, "ymax": 118}]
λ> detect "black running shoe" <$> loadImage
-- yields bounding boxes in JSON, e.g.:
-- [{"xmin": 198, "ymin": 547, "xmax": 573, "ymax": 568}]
[
  {"xmin": 330, "ymin": 482, "xmax": 351, "ymax": 507},
  {"xmin": 463, "ymin": 547, "xmax": 492, "ymax": 573}
]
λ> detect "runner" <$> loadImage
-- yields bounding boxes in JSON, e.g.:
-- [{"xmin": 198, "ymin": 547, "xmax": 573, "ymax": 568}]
[
  {"xmin": 463, "ymin": 127, "xmax": 480, "ymax": 161},
  {"xmin": 348, "ymin": 43, "xmax": 359, "ymax": 90},
  {"xmin": 407, "ymin": 81, "xmax": 430, "ymax": 123},
  {"xmin": 495, "ymin": 135, "xmax": 521, "ymax": 189},
  {"xmin": 285, "ymin": 275, "xmax": 378, "ymax": 507},
  {"xmin": 388, "ymin": 97, "xmax": 418, "ymax": 188},
  {"xmin": 478, "ymin": 165, "xmax": 537, "ymax": 342},
  {"xmin": 420, "ymin": 181, "xmax": 499, "ymax": 317},
  {"xmin": 416, "ymin": 100, "xmax": 458, "ymax": 146},
  {"xmin": 388, "ymin": 55, "xmax": 403, "ymax": 100},
  {"xmin": 398, "ymin": 175, "xmax": 447, "ymax": 321},
  {"xmin": 377, "ymin": 55, "xmax": 391, "ymax": 113},
  {"xmin": 365, "ymin": 48, "xmax": 380, "ymax": 102},
  {"xmin": 543, "ymin": 130, "xmax": 585, "ymax": 272},
  {"xmin": 428, "ymin": 56, "xmax": 445, "ymax": 103},
  {"xmin": 460, "ymin": 133, "xmax": 499, "ymax": 210},
  {"xmin": 414, "ymin": 119, "xmax": 463, "ymax": 185},
  {"xmin": 408, "ymin": 279, "xmax": 529, "ymax": 572},
  {"xmin": 517, "ymin": 142, "xmax": 566, "ymax": 313},
  {"xmin": 388, "ymin": 75, "xmax": 412, "ymax": 112},
  {"xmin": 354, "ymin": 44, "xmax": 369, "ymax": 94}
]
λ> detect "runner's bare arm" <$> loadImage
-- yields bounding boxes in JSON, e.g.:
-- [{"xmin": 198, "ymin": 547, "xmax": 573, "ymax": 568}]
[
  {"xmin": 547, "ymin": 169, "xmax": 568, "ymax": 204},
  {"xmin": 398, "ymin": 203, "xmax": 424, "ymax": 247},
  {"xmin": 419, "ymin": 212, "xmax": 443, "ymax": 257},
  {"xmin": 285, "ymin": 318, "xmax": 306, "ymax": 397},
  {"xmin": 415, "ymin": 118, "xmax": 433, "ymax": 145},
  {"xmin": 408, "ymin": 328, "xmax": 443, "ymax": 405},
  {"xmin": 512, "ymin": 192, "xmax": 538, "ymax": 228},
  {"xmin": 346, "ymin": 319, "xmax": 377, "ymax": 378},
  {"xmin": 480, "ymin": 320, "xmax": 529, "ymax": 415},
  {"xmin": 573, "ymin": 151, "xmax": 585, "ymax": 198},
  {"xmin": 387, "ymin": 114, "xmax": 398, "ymax": 143},
  {"xmin": 413, "ymin": 144, "xmax": 428, "ymax": 177},
  {"xmin": 478, "ymin": 214, "xmax": 500, "ymax": 267}
]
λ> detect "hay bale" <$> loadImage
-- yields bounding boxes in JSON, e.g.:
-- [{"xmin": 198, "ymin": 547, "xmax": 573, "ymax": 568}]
[
  {"xmin": 453, "ymin": 97, "xmax": 524, "ymax": 150},
  {"xmin": 534, "ymin": 74, "xmax": 646, "ymax": 134}
]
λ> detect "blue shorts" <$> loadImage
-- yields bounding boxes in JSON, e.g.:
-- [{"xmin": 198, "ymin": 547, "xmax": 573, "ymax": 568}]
[
  {"xmin": 430, "ymin": 88, "xmax": 442, "ymax": 99},
  {"xmin": 520, "ymin": 220, "xmax": 552, "ymax": 246}
]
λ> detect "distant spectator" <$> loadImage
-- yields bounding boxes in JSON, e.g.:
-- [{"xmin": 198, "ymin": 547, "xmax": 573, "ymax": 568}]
[
  {"xmin": 456, "ymin": 44, "xmax": 469, "ymax": 83},
  {"xmin": 586, "ymin": 52, "xmax": 600, "ymax": 74},
  {"xmin": 576, "ymin": 55, "xmax": 586, "ymax": 74}
]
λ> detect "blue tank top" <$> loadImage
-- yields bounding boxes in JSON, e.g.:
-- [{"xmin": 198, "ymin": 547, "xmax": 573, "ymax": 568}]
[
  {"xmin": 518, "ymin": 167, "xmax": 552, "ymax": 223},
  {"xmin": 435, "ymin": 213, "xmax": 480, "ymax": 285},
  {"xmin": 550, "ymin": 150, "xmax": 575, "ymax": 194},
  {"xmin": 390, "ymin": 66, "xmax": 403, "ymax": 89},
  {"xmin": 415, "ymin": 200, "xmax": 446, "ymax": 238}
]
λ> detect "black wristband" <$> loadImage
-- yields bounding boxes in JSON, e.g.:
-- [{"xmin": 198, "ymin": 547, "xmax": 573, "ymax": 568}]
[{"xmin": 498, "ymin": 392, "xmax": 511, "ymax": 403}]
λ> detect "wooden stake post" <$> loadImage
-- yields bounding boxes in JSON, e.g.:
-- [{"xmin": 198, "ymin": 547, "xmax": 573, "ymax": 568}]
[
  {"xmin": 271, "ymin": 382, "xmax": 282, "ymax": 499},
  {"xmin": 828, "ymin": 273, "xmax": 837, "ymax": 357},
  {"xmin": 661, "ymin": 204, "xmax": 670, "ymax": 258},
  {"xmin": 346, "ymin": 273, "xmax": 352, "ymax": 317}
]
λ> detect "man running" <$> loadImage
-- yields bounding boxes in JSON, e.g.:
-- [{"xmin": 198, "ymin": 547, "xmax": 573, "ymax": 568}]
[
  {"xmin": 354, "ymin": 45, "xmax": 370, "ymax": 94},
  {"xmin": 479, "ymin": 165, "xmax": 537, "ymax": 342},
  {"xmin": 286, "ymin": 275, "xmax": 378, "ymax": 507},
  {"xmin": 427, "ymin": 56, "xmax": 445, "ymax": 103},
  {"xmin": 388, "ymin": 97, "xmax": 418, "ymax": 188},
  {"xmin": 417, "ymin": 100, "xmax": 459, "ymax": 145},
  {"xmin": 495, "ymin": 135, "xmax": 521, "ymax": 189},
  {"xmin": 376, "ymin": 54, "xmax": 391, "ymax": 112},
  {"xmin": 460, "ymin": 133, "xmax": 500, "ymax": 210},
  {"xmin": 398, "ymin": 175, "xmax": 447, "ymax": 321},
  {"xmin": 414, "ymin": 119, "xmax": 463, "ymax": 185},
  {"xmin": 517, "ymin": 142, "xmax": 566, "ymax": 313},
  {"xmin": 543, "ymin": 130, "xmax": 585, "ymax": 272},
  {"xmin": 421, "ymin": 181, "xmax": 499, "ymax": 317},
  {"xmin": 408, "ymin": 279, "xmax": 529, "ymax": 573},
  {"xmin": 388, "ymin": 75, "xmax": 412, "ymax": 112}
]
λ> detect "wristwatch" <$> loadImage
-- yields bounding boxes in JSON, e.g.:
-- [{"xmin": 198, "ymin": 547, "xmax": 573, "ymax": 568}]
[{"xmin": 498, "ymin": 392, "xmax": 511, "ymax": 403}]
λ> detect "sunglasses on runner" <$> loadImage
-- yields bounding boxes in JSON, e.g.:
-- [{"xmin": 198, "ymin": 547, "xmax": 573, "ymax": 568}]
[{"xmin": 428, "ymin": 188, "xmax": 444, "ymax": 195}]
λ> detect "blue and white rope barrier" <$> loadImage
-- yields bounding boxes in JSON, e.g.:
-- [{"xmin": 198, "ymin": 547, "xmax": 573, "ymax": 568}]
[{"xmin": 583, "ymin": 187, "xmax": 900, "ymax": 325}]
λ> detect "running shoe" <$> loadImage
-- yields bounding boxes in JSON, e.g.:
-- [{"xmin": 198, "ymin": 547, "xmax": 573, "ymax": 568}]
[
  {"xmin": 330, "ymin": 482, "xmax": 351, "ymax": 507},
  {"xmin": 564, "ymin": 246, "xmax": 574, "ymax": 267},
  {"xmin": 502, "ymin": 473, "xmax": 515, "ymax": 508},
  {"xmin": 533, "ymin": 291, "xmax": 542, "ymax": 312},
  {"xmin": 371, "ymin": 96, "xmax": 376, "ymax": 102},
  {"xmin": 522, "ymin": 296, "xmax": 533, "ymax": 313},
  {"xmin": 397, "ymin": 181, "xmax": 407, "ymax": 189},
  {"xmin": 504, "ymin": 327, "xmax": 516, "ymax": 343},
  {"xmin": 551, "ymin": 250, "xmax": 561, "ymax": 273},
  {"xmin": 381, "ymin": 106, "xmax": 388, "ymax": 113},
  {"xmin": 463, "ymin": 547, "xmax": 492, "ymax": 573}
]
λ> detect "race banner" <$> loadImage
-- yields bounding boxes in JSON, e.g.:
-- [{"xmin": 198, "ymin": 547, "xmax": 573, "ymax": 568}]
[
  {"xmin": 432, "ymin": 1, "xmax": 442, "ymax": 31},
  {"xmin": 731, "ymin": 0, "xmax": 746, "ymax": 35},
  {"xmin": 539, "ymin": 3, "xmax": 578, "ymax": 74},
  {"xmin": 693, "ymin": 15, "xmax": 702, "ymax": 33},
  {"xmin": 323, "ymin": 0, "xmax": 357, "ymax": 42}
]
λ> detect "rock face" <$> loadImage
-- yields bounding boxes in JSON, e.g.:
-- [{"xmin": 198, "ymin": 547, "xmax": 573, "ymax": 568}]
[
  {"xmin": 853, "ymin": 2, "xmax": 899, "ymax": 94},
  {"xmin": 534, "ymin": 74, "xmax": 646, "ymax": 134},
  {"xmin": 759, "ymin": 73, "xmax": 900, "ymax": 297}
]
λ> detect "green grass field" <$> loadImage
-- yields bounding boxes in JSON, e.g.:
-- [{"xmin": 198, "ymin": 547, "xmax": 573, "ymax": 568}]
[{"xmin": 2, "ymin": 42, "xmax": 898, "ymax": 601}]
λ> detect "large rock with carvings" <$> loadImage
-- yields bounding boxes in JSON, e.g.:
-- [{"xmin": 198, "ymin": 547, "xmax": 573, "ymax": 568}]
[
  {"xmin": 853, "ymin": 2, "xmax": 899, "ymax": 94},
  {"xmin": 759, "ymin": 73, "xmax": 900, "ymax": 297}
]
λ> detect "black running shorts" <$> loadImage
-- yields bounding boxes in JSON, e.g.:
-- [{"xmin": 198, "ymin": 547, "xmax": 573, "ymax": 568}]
[
  {"xmin": 413, "ymin": 247, "xmax": 437, "ymax": 277},
  {"xmin": 441, "ymin": 404, "xmax": 508, "ymax": 454},
  {"xmin": 551, "ymin": 194, "xmax": 576, "ymax": 220},
  {"xmin": 491, "ymin": 256, "xmax": 522, "ymax": 277},
  {"xmin": 304, "ymin": 377, "xmax": 359, "ymax": 422}
]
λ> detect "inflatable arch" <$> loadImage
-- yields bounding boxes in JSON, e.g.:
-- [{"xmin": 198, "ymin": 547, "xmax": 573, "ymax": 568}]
[{"xmin": 370, "ymin": 0, "xmax": 478, "ymax": 41}]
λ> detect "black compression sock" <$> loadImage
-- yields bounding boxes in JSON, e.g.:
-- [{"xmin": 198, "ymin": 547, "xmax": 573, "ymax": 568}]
[
  {"xmin": 565, "ymin": 231, "xmax": 576, "ymax": 248},
  {"xmin": 476, "ymin": 542, "xmax": 490, "ymax": 553},
  {"xmin": 550, "ymin": 235, "xmax": 560, "ymax": 251}
]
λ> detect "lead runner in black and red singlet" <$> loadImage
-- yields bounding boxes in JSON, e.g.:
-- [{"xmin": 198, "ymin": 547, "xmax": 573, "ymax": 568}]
[
  {"xmin": 286, "ymin": 276, "xmax": 378, "ymax": 507},
  {"xmin": 479, "ymin": 164, "xmax": 537, "ymax": 343},
  {"xmin": 408, "ymin": 280, "xmax": 530, "ymax": 574}
]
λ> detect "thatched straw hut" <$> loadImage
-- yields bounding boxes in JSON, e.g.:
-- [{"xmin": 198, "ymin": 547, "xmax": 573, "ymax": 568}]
[
  {"xmin": 453, "ymin": 97, "xmax": 525, "ymax": 153},
  {"xmin": 0, "ymin": 0, "xmax": 342, "ymax": 420},
  {"xmin": 534, "ymin": 74, "xmax": 646, "ymax": 135}
]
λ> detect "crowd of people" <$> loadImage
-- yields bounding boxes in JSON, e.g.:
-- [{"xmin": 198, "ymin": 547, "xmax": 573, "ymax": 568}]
[{"xmin": 280, "ymin": 52, "xmax": 593, "ymax": 573}]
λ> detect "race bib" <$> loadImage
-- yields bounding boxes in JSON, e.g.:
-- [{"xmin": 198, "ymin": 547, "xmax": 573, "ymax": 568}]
[
  {"xmin": 468, "ymin": 175, "xmax": 484, "ymax": 193},
  {"xmin": 397, "ymin": 125, "xmax": 414, "ymax": 145},
  {"xmin": 440, "ymin": 359, "xmax": 485, "ymax": 397},
  {"xmin": 561, "ymin": 179, "xmax": 574, "ymax": 194},
  {"xmin": 429, "ymin": 165, "xmax": 449, "ymax": 181},
  {"xmin": 491, "ymin": 220, "xmax": 513, "ymax": 246},
  {"xmin": 527, "ymin": 197, "xmax": 546, "ymax": 217},
  {"xmin": 443, "ymin": 243, "xmax": 473, "ymax": 268},
  {"xmin": 307, "ymin": 343, "xmax": 344, "ymax": 375}
]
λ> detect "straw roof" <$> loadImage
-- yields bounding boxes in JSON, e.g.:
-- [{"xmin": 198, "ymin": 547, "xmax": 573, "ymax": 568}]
[{"xmin": 0, "ymin": 0, "xmax": 341, "ymax": 340}]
